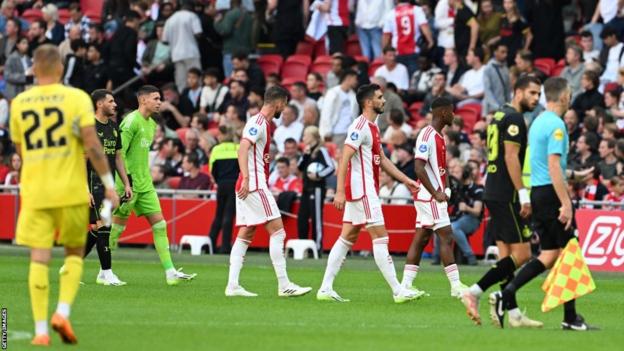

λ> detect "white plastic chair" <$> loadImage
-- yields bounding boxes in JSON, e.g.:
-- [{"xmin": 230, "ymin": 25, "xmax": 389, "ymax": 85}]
[
  {"xmin": 178, "ymin": 235, "xmax": 213, "ymax": 256},
  {"xmin": 285, "ymin": 239, "xmax": 318, "ymax": 260}
]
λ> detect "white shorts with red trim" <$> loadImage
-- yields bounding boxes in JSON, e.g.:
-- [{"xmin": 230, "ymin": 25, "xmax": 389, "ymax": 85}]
[
  {"xmin": 235, "ymin": 189, "xmax": 281, "ymax": 227},
  {"xmin": 343, "ymin": 195, "xmax": 385, "ymax": 228},
  {"xmin": 415, "ymin": 200, "xmax": 450, "ymax": 231}
]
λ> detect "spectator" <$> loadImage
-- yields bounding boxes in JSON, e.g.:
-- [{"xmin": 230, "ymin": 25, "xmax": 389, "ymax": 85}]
[
  {"xmin": 59, "ymin": 24, "xmax": 81, "ymax": 62},
  {"xmin": 163, "ymin": 138, "xmax": 185, "ymax": 177},
  {"xmin": 179, "ymin": 67, "xmax": 203, "ymax": 117},
  {"xmin": 41, "ymin": 4, "xmax": 64, "ymax": 45},
  {"xmin": 62, "ymin": 39, "xmax": 87, "ymax": 89},
  {"xmin": 214, "ymin": 0, "xmax": 252, "ymax": 77},
  {"xmin": 433, "ymin": 164, "xmax": 483, "ymax": 265},
  {"xmin": 0, "ymin": 17, "xmax": 18, "ymax": 65},
  {"xmin": 0, "ymin": 92, "xmax": 7, "ymax": 127},
  {"xmin": 140, "ymin": 21, "xmax": 172, "ymax": 86},
  {"xmin": 382, "ymin": 0, "xmax": 434, "ymax": 78},
  {"xmin": 84, "ymin": 43, "xmax": 111, "ymax": 93},
  {"xmin": 395, "ymin": 143, "xmax": 416, "ymax": 181},
  {"xmin": 356, "ymin": 0, "xmax": 390, "ymax": 61},
  {"xmin": 326, "ymin": 53, "xmax": 344, "ymax": 89},
  {"xmin": 319, "ymin": 69, "xmax": 359, "ymax": 146},
  {"xmin": 434, "ymin": 0, "xmax": 455, "ymax": 50},
  {"xmin": 274, "ymin": 105, "xmax": 304, "ymax": 153},
  {"xmin": 421, "ymin": 71, "xmax": 452, "ymax": 117},
  {"xmin": 232, "ymin": 51, "xmax": 266, "ymax": 90},
  {"xmin": 270, "ymin": 157, "xmax": 303, "ymax": 194},
  {"xmin": 159, "ymin": 83, "xmax": 190, "ymax": 129},
  {"xmin": 27, "ymin": 19, "xmax": 52, "ymax": 56},
  {"xmin": 370, "ymin": 76, "xmax": 406, "ymax": 133},
  {"xmin": 64, "ymin": 3, "xmax": 91, "ymax": 42},
  {"xmin": 494, "ymin": 0, "xmax": 532, "ymax": 66},
  {"xmin": 282, "ymin": 138, "xmax": 300, "ymax": 160},
  {"xmin": 448, "ymin": 47, "xmax": 485, "ymax": 106},
  {"xmin": 572, "ymin": 70, "xmax": 604, "ymax": 122},
  {"xmin": 598, "ymin": 138, "xmax": 624, "ymax": 181},
  {"xmin": 604, "ymin": 86, "xmax": 623, "ymax": 120},
  {"xmin": 163, "ymin": 0, "xmax": 203, "ymax": 93},
  {"xmin": 306, "ymin": 72, "xmax": 324, "ymax": 101},
  {"xmin": 303, "ymin": 104, "xmax": 320, "ymax": 127},
  {"xmin": 131, "ymin": 0, "xmax": 155, "ymax": 39},
  {"xmin": 443, "ymin": 48, "xmax": 466, "ymax": 88},
  {"xmin": 3, "ymin": 152, "xmax": 20, "ymax": 185},
  {"xmin": 5, "ymin": 36, "xmax": 31, "ymax": 99},
  {"xmin": 468, "ymin": 129, "xmax": 487, "ymax": 162},
  {"xmin": 151, "ymin": 165, "xmax": 171, "ymax": 190},
  {"xmin": 268, "ymin": 0, "xmax": 306, "ymax": 58},
  {"xmin": 208, "ymin": 125, "xmax": 240, "ymax": 253},
  {"xmin": 477, "ymin": 0, "xmax": 501, "ymax": 48},
  {"xmin": 450, "ymin": 0, "xmax": 479, "ymax": 58},
  {"xmin": 185, "ymin": 128, "xmax": 208, "ymax": 166},
  {"xmin": 564, "ymin": 109, "xmax": 582, "ymax": 145},
  {"xmin": 383, "ymin": 109, "xmax": 413, "ymax": 144},
  {"xmin": 317, "ymin": 0, "xmax": 350, "ymax": 54},
  {"xmin": 108, "ymin": 12, "xmax": 139, "ymax": 90},
  {"xmin": 580, "ymin": 30, "xmax": 600, "ymax": 62},
  {"xmin": 222, "ymin": 79, "xmax": 249, "ymax": 115},
  {"xmin": 408, "ymin": 56, "xmax": 442, "ymax": 101},
  {"xmin": 220, "ymin": 104, "xmax": 246, "ymax": 139},
  {"xmin": 580, "ymin": 168, "xmax": 609, "ymax": 209},
  {"xmin": 297, "ymin": 125, "xmax": 334, "ymax": 246},
  {"xmin": 599, "ymin": 26, "xmax": 624, "ymax": 86},
  {"xmin": 379, "ymin": 169, "xmax": 411, "ymax": 205},
  {"xmin": 571, "ymin": 132, "xmax": 601, "ymax": 170},
  {"xmin": 604, "ymin": 176, "xmax": 624, "ymax": 210},
  {"xmin": 178, "ymin": 152, "xmax": 211, "ymax": 194},
  {"xmin": 200, "ymin": 67, "xmax": 229, "ymax": 115},
  {"xmin": 525, "ymin": 0, "xmax": 566, "ymax": 60},
  {"xmin": 289, "ymin": 82, "xmax": 317, "ymax": 123},
  {"xmin": 483, "ymin": 42, "xmax": 511, "ymax": 115},
  {"xmin": 374, "ymin": 47, "xmax": 409, "ymax": 91},
  {"xmin": 0, "ymin": 0, "xmax": 28, "ymax": 35},
  {"xmin": 561, "ymin": 45, "xmax": 586, "ymax": 100}
]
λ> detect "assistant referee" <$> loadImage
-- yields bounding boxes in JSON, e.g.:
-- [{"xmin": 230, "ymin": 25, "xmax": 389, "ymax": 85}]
[{"xmin": 491, "ymin": 77, "xmax": 595, "ymax": 331}]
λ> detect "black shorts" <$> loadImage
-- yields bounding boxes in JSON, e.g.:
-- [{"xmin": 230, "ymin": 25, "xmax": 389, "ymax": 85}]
[
  {"xmin": 485, "ymin": 198, "xmax": 531, "ymax": 244},
  {"xmin": 89, "ymin": 182, "xmax": 105, "ymax": 224},
  {"xmin": 531, "ymin": 185, "xmax": 575, "ymax": 251}
]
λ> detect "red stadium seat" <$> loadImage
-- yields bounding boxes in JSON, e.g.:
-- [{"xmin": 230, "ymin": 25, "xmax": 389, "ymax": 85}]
[
  {"xmin": 551, "ymin": 65, "xmax": 565, "ymax": 77},
  {"xmin": 168, "ymin": 176, "xmax": 182, "ymax": 189},
  {"xmin": 281, "ymin": 55, "xmax": 312, "ymax": 81},
  {"xmin": 534, "ymin": 58, "xmax": 556, "ymax": 76},
  {"xmin": 324, "ymin": 142, "xmax": 337, "ymax": 159},
  {"xmin": 455, "ymin": 107, "xmax": 480, "ymax": 133},
  {"xmin": 310, "ymin": 55, "xmax": 332, "ymax": 76},
  {"xmin": 354, "ymin": 55, "xmax": 370, "ymax": 64},
  {"xmin": 257, "ymin": 55, "xmax": 283, "ymax": 78},
  {"xmin": 22, "ymin": 9, "xmax": 43, "ymax": 23},
  {"xmin": 58, "ymin": 9, "xmax": 71, "ymax": 25},
  {"xmin": 534, "ymin": 62, "xmax": 551, "ymax": 76},
  {"xmin": 314, "ymin": 37, "xmax": 327, "ymax": 57},
  {"xmin": 176, "ymin": 127, "xmax": 189, "ymax": 144},
  {"xmin": 460, "ymin": 103, "xmax": 482, "ymax": 118},
  {"xmin": 368, "ymin": 58, "xmax": 384, "ymax": 77},
  {"xmin": 295, "ymin": 40, "xmax": 315, "ymax": 56},
  {"xmin": 280, "ymin": 77, "xmax": 299, "ymax": 91},
  {"xmin": 345, "ymin": 35, "xmax": 362, "ymax": 57},
  {"xmin": 408, "ymin": 102, "xmax": 424, "ymax": 118}
]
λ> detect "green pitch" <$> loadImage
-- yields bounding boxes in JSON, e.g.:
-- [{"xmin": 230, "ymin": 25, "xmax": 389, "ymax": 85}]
[{"xmin": 1, "ymin": 244, "xmax": 623, "ymax": 350}]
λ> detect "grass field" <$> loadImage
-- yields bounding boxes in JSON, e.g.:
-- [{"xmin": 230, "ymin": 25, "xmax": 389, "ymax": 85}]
[{"xmin": 1, "ymin": 244, "xmax": 623, "ymax": 351}]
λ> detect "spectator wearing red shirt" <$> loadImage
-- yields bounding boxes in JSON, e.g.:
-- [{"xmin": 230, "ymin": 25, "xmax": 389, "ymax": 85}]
[
  {"xmin": 270, "ymin": 157, "xmax": 302, "ymax": 195},
  {"xmin": 3, "ymin": 152, "xmax": 20, "ymax": 185},
  {"xmin": 604, "ymin": 176, "xmax": 624, "ymax": 210},
  {"xmin": 178, "ymin": 152, "xmax": 211, "ymax": 196}
]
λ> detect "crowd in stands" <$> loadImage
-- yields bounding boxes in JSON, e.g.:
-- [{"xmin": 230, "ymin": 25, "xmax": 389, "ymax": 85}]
[{"xmin": 1, "ymin": 0, "xmax": 624, "ymax": 253}]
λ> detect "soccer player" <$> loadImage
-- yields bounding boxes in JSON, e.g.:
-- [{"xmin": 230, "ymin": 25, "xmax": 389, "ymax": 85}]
[
  {"xmin": 10, "ymin": 44, "xmax": 120, "ymax": 346},
  {"xmin": 317, "ymin": 84, "xmax": 421, "ymax": 303},
  {"xmin": 491, "ymin": 77, "xmax": 595, "ymax": 330},
  {"xmin": 226, "ymin": 86, "xmax": 312, "ymax": 297},
  {"xmin": 108, "ymin": 85, "xmax": 196, "ymax": 285},
  {"xmin": 460, "ymin": 75, "xmax": 544, "ymax": 327},
  {"xmin": 400, "ymin": 97, "xmax": 467, "ymax": 298},
  {"xmin": 83, "ymin": 89, "xmax": 132, "ymax": 286}
]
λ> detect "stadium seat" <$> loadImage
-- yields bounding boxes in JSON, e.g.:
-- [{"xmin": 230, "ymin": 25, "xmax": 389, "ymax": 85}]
[
  {"xmin": 534, "ymin": 62, "xmax": 551, "ymax": 76},
  {"xmin": 178, "ymin": 235, "xmax": 213, "ymax": 256},
  {"xmin": 354, "ymin": 55, "xmax": 369, "ymax": 64},
  {"xmin": 176, "ymin": 127, "xmax": 189, "ymax": 144},
  {"xmin": 22, "ymin": 8, "xmax": 43, "ymax": 23},
  {"xmin": 168, "ymin": 176, "xmax": 182, "ymax": 189},
  {"xmin": 534, "ymin": 58, "xmax": 556, "ymax": 76},
  {"xmin": 345, "ymin": 35, "xmax": 362, "ymax": 57},
  {"xmin": 310, "ymin": 55, "xmax": 332, "ymax": 76},
  {"xmin": 295, "ymin": 40, "xmax": 315, "ymax": 56},
  {"xmin": 551, "ymin": 65, "xmax": 565, "ymax": 77},
  {"xmin": 58, "ymin": 9, "xmax": 71, "ymax": 25},
  {"xmin": 409, "ymin": 102, "xmax": 424, "ymax": 118},
  {"xmin": 82, "ymin": 0, "xmax": 104, "ymax": 24},
  {"xmin": 455, "ymin": 107, "xmax": 480, "ymax": 133},
  {"xmin": 368, "ymin": 58, "xmax": 384, "ymax": 77},
  {"xmin": 285, "ymin": 239, "xmax": 318, "ymax": 260},
  {"xmin": 460, "ymin": 103, "xmax": 482, "ymax": 118},
  {"xmin": 324, "ymin": 142, "xmax": 337, "ymax": 158},
  {"xmin": 280, "ymin": 77, "xmax": 299, "ymax": 91},
  {"xmin": 314, "ymin": 38, "xmax": 327, "ymax": 57},
  {"xmin": 257, "ymin": 55, "xmax": 283, "ymax": 78},
  {"xmin": 281, "ymin": 55, "xmax": 311, "ymax": 81}
]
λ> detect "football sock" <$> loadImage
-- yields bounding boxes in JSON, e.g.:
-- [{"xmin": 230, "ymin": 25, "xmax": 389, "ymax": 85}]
[
  {"xmin": 58, "ymin": 255, "xmax": 83, "ymax": 318},
  {"xmin": 477, "ymin": 256, "xmax": 517, "ymax": 292},
  {"xmin": 372, "ymin": 237, "xmax": 400, "ymax": 294},
  {"xmin": 152, "ymin": 220, "xmax": 174, "ymax": 271},
  {"xmin": 96, "ymin": 226, "xmax": 112, "ymax": 270},
  {"xmin": 401, "ymin": 265, "xmax": 419, "ymax": 289},
  {"xmin": 269, "ymin": 229, "xmax": 290, "ymax": 289},
  {"xmin": 83, "ymin": 230, "xmax": 97, "ymax": 258},
  {"xmin": 109, "ymin": 223, "xmax": 125, "ymax": 249},
  {"xmin": 228, "ymin": 238, "xmax": 250, "ymax": 288},
  {"xmin": 564, "ymin": 299, "xmax": 577, "ymax": 323},
  {"xmin": 444, "ymin": 264, "xmax": 461, "ymax": 288},
  {"xmin": 320, "ymin": 237, "xmax": 352, "ymax": 291},
  {"xmin": 502, "ymin": 258, "xmax": 545, "ymax": 310},
  {"xmin": 29, "ymin": 262, "xmax": 49, "ymax": 335},
  {"xmin": 500, "ymin": 273, "xmax": 518, "ymax": 309}
]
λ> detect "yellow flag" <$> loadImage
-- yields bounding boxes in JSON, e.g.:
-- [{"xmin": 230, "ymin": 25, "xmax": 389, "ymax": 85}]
[{"xmin": 541, "ymin": 238, "xmax": 596, "ymax": 312}]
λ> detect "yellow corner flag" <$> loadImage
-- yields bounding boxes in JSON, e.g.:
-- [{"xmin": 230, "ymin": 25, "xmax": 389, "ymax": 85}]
[{"xmin": 541, "ymin": 238, "xmax": 596, "ymax": 312}]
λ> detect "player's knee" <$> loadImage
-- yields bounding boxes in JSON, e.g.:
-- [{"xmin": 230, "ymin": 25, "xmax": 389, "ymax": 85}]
[
  {"xmin": 30, "ymin": 249, "xmax": 52, "ymax": 265},
  {"xmin": 64, "ymin": 246, "xmax": 84, "ymax": 257}
]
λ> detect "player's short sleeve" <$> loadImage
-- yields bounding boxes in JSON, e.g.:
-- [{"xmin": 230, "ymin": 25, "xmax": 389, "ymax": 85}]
[
  {"xmin": 502, "ymin": 113, "xmax": 525, "ymax": 145},
  {"xmin": 75, "ymin": 91, "xmax": 95, "ymax": 130},
  {"xmin": 414, "ymin": 6, "xmax": 428, "ymax": 26},
  {"xmin": 546, "ymin": 120, "xmax": 566, "ymax": 156},
  {"xmin": 241, "ymin": 118, "xmax": 264, "ymax": 145},
  {"xmin": 344, "ymin": 123, "xmax": 366, "ymax": 150},
  {"xmin": 414, "ymin": 129, "xmax": 431, "ymax": 162},
  {"xmin": 9, "ymin": 100, "xmax": 21, "ymax": 144}
]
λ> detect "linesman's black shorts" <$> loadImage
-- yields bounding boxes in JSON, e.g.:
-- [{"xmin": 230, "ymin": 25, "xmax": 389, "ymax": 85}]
[
  {"xmin": 485, "ymin": 198, "xmax": 532, "ymax": 244},
  {"xmin": 531, "ymin": 185, "xmax": 575, "ymax": 250},
  {"xmin": 89, "ymin": 181, "xmax": 105, "ymax": 225}
]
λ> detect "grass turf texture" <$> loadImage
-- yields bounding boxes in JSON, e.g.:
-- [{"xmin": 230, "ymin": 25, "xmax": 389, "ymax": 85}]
[{"xmin": 1, "ymin": 244, "xmax": 623, "ymax": 350}]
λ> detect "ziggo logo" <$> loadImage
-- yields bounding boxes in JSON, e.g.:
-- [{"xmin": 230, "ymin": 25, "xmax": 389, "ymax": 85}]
[{"xmin": 582, "ymin": 216, "xmax": 624, "ymax": 268}]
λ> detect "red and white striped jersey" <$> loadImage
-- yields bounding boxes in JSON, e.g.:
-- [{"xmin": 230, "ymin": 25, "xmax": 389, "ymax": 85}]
[
  {"xmin": 344, "ymin": 116, "xmax": 382, "ymax": 201},
  {"xmin": 413, "ymin": 125, "xmax": 446, "ymax": 202},
  {"xmin": 271, "ymin": 175, "xmax": 303, "ymax": 194},
  {"xmin": 382, "ymin": 3, "xmax": 428, "ymax": 55},
  {"xmin": 327, "ymin": 0, "xmax": 350, "ymax": 26},
  {"xmin": 236, "ymin": 113, "xmax": 271, "ymax": 192}
]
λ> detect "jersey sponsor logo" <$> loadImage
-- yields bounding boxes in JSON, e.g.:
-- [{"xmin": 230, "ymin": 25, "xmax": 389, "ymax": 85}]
[
  {"xmin": 140, "ymin": 138, "xmax": 150, "ymax": 148},
  {"xmin": 263, "ymin": 153, "xmax": 270, "ymax": 164},
  {"xmin": 507, "ymin": 124, "xmax": 519, "ymax": 136},
  {"xmin": 113, "ymin": 130, "xmax": 118, "ymax": 138},
  {"xmin": 418, "ymin": 144, "xmax": 427, "ymax": 153},
  {"xmin": 249, "ymin": 127, "xmax": 258, "ymax": 136},
  {"xmin": 97, "ymin": 132, "xmax": 104, "ymax": 137},
  {"xmin": 439, "ymin": 167, "xmax": 446, "ymax": 176},
  {"xmin": 553, "ymin": 128, "xmax": 564, "ymax": 141},
  {"xmin": 350, "ymin": 131, "xmax": 359, "ymax": 141},
  {"xmin": 373, "ymin": 155, "xmax": 381, "ymax": 165}
]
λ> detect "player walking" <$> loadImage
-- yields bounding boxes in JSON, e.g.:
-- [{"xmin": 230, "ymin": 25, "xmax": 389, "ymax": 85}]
[
  {"xmin": 108, "ymin": 85, "xmax": 196, "ymax": 285},
  {"xmin": 317, "ymin": 84, "xmax": 421, "ymax": 303},
  {"xmin": 11, "ymin": 45, "xmax": 120, "ymax": 345},
  {"xmin": 226, "ymin": 86, "xmax": 312, "ymax": 297},
  {"xmin": 400, "ymin": 97, "xmax": 467, "ymax": 298}
]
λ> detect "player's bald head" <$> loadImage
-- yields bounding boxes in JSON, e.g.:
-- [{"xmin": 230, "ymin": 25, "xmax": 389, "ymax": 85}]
[{"xmin": 33, "ymin": 44, "xmax": 63, "ymax": 80}]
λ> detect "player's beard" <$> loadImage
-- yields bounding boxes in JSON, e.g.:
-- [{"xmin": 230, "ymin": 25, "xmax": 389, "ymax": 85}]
[{"xmin": 374, "ymin": 104, "xmax": 384, "ymax": 114}]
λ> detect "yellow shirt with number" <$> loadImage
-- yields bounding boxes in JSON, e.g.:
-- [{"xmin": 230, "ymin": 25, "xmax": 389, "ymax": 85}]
[{"xmin": 10, "ymin": 83, "xmax": 94, "ymax": 209}]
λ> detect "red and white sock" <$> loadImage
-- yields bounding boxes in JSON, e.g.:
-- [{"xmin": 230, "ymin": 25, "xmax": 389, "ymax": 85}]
[
  {"xmin": 401, "ymin": 264, "xmax": 419, "ymax": 289},
  {"xmin": 269, "ymin": 229, "xmax": 290, "ymax": 289},
  {"xmin": 372, "ymin": 237, "xmax": 401, "ymax": 295},
  {"xmin": 320, "ymin": 237, "xmax": 352, "ymax": 292},
  {"xmin": 227, "ymin": 238, "xmax": 250, "ymax": 289},
  {"xmin": 444, "ymin": 264, "xmax": 461, "ymax": 288}
]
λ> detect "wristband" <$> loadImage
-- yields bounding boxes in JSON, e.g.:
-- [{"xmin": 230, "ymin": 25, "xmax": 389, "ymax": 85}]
[
  {"xmin": 101, "ymin": 172, "xmax": 115, "ymax": 190},
  {"xmin": 518, "ymin": 188, "xmax": 530, "ymax": 205},
  {"xmin": 444, "ymin": 188, "xmax": 452, "ymax": 198}
]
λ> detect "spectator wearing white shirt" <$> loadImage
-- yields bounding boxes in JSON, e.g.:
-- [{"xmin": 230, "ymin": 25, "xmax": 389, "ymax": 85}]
[
  {"xmin": 64, "ymin": 3, "xmax": 91, "ymax": 42},
  {"xmin": 355, "ymin": 0, "xmax": 392, "ymax": 61},
  {"xmin": 580, "ymin": 30, "xmax": 600, "ymax": 62},
  {"xmin": 599, "ymin": 27, "xmax": 624, "ymax": 87},
  {"xmin": 319, "ymin": 69, "xmax": 359, "ymax": 147},
  {"xmin": 374, "ymin": 47, "xmax": 409, "ymax": 91},
  {"xmin": 379, "ymin": 169, "xmax": 412, "ymax": 205},
  {"xmin": 289, "ymin": 82, "xmax": 317, "ymax": 123},
  {"xmin": 274, "ymin": 105, "xmax": 304, "ymax": 153},
  {"xmin": 448, "ymin": 47, "xmax": 485, "ymax": 107},
  {"xmin": 434, "ymin": 0, "xmax": 455, "ymax": 49},
  {"xmin": 382, "ymin": 109, "xmax": 413, "ymax": 143},
  {"xmin": 200, "ymin": 67, "xmax": 229, "ymax": 115}
]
